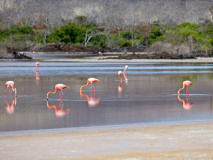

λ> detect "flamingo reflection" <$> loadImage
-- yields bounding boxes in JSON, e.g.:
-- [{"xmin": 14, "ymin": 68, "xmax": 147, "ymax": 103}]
[
  {"xmin": 118, "ymin": 79, "xmax": 123, "ymax": 98},
  {"xmin": 47, "ymin": 100, "xmax": 70, "ymax": 118},
  {"xmin": 123, "ymin": 65, "xmax": 128, "ymax": 76},
  {"xmin": 80, "ymin": 90, "xmax": 100, "ymax": 107},
  {"xmin": 123, "ymin": 72, "xmax": 128, "ymax": 84},
  {"xmin": 4, "ymin": 96, "xmax": 17, "ymax": 114},
  {"xmin": 33, "ymin": 71, "xmax": 40, "ymax": 85},
  {"xmin": 177, "ymin": 94, "xmax": 194, "ymax": 110}
]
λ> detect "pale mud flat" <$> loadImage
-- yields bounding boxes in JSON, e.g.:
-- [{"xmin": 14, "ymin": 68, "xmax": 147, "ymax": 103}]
[{"xmin": 1, "ymin": 121, "xmax": 213, "ymax": 160}]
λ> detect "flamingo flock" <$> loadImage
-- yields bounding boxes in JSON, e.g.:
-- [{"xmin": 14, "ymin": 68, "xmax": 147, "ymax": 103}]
[{"xmin": 4, "ymin": 61, "xmax": 195, "ymax": 113}]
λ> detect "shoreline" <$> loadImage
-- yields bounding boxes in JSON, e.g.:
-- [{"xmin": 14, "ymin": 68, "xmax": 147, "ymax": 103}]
[
  {"xmin": 1, "ymin": 120, "xmax": 213, "ymax": 159},
  {"xmin": 1, "ymin": 57, "xmax": 213, "ymax": 63}
]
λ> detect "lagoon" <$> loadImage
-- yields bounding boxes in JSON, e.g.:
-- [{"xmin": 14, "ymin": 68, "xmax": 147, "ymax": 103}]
[{"xmin": 1, "ymin": 61, "xmax": 213, "ymax": 132}]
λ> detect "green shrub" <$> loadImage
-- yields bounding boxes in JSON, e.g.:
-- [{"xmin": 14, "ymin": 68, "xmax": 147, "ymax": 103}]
[{"xmin": 119, "ymin": 38, "xmax": 131, "ymax": 47}]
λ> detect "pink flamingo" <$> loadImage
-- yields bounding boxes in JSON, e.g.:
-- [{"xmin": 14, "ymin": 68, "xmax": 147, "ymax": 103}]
[
  {"xmin": 80, "ymin": 78, "xmax": 100, "ymax": 90},
  {"xmin": 123, "ymin": 65, "xmax": 128, "ymax": 81},
  {"xmin": 32, "ymin": 51, "xmax": 36, "ymax": 58},
  {"xmin": 177, "ymin": 94, "xmax": 194, "ymax": 110},
  {"xmin": 33, "ymin": 62, "xmax": 39, "ymax": 71},
  {"xmin": 34, "ymin": 71, "xmax": 40, "ymax": 85},
  {"xmin": 123, "ymin": 65, "xmax": 128, "ymax": 75},
  {"xmin": 118, "ymin": 71, "xmax": 123, "ymax": 81},
  {"xmin": 35, "ymin": 71, "xmax": 40, "ymax": 80},
  {"xmin": 177, "ymin": 80, "xmax": 194, "ymax": 95},
  {"xmin": 5, "ymin": 81, "xmax": 17, "ymax": 97},
  {"xmin": 47, "ymin": 84, "xmax": 69, "ymax": 100},
  {"xmin": 98, "ymin": 51, "xmax": 103, "ymax": 59},
  {"xmin": 47, "ymin": 100, "xmax": 70, "ymax": 118}
]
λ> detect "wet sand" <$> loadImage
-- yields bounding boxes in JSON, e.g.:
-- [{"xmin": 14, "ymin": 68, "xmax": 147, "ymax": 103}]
[{"xmin": 1, "ymin": 121, "xmax": 213, "ymax": 159}]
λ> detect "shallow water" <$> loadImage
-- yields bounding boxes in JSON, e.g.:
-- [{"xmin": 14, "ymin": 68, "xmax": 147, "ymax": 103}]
[{"xmin": 1, "ymin": 61, "xmax": 213, "ymax": 132}]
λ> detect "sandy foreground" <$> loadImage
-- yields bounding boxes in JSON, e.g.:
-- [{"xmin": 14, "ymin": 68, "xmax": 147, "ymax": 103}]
[{"xmin": 0, "ymin": 121, "xmax": 213, "ymax": 160}]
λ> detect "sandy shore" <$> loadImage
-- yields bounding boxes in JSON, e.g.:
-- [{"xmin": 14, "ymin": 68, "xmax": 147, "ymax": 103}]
[{"xmin": 1, "ymin": 121, "xmax": 213, "ymax": 159}]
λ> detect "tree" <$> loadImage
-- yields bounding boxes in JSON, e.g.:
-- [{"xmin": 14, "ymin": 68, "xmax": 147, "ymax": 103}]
[
  {"xmin": 210, "ymin": 5, "xmax": 213, "ymax": 20},
  {"xmin": 83, "ymin": 29, "xmax": 107, "ymax": 46}
]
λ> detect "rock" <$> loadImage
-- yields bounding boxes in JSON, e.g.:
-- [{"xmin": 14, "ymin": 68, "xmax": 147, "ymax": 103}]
[{"xmin": 12, "ymin": 51, "xmax": 32, "ymax": 59}]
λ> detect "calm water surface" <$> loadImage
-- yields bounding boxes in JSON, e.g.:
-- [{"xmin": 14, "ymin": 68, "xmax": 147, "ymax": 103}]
[{"xmin": 1, "ymin": 61, "xmax": 213, "ymax": 132}]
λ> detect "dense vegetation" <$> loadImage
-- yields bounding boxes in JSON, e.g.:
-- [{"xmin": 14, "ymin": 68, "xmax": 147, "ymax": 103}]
[{"xmin": 0, "ymin": 21, "xmax": 213, "ymax": 54}]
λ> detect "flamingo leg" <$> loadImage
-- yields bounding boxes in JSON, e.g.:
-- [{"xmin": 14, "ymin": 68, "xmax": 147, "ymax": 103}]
[
  {"xmin": 59, "ymin": 100, "xmax": 64, "ymax": 108},
  {"xmin": 186, "ymin": 87, "xmax": 189, "ymax": 98},
  {"xmin": 59, "ymin": 90, "xmax": 61, "ymax": 99},
  {"xmin": 61, "ymin": 101, "xmax": 64, "ymax": 108},
  {"xmin": 93, "ymin": 83, "xmax": 95, "ymax": 90},
  {"xmin": 90, "ymin": 83, "xmax": 92, "ymax": 90},
  {"xmin": 61, "ymin": 90, "xmax": 64, "ymax": 98},
  {"xmin": 10, "ymin": 87, "xmax": 13, "ymax": 96},
  {"xmin": 5, "ymin": 87, "xmax": 8, "ymax": 96}
]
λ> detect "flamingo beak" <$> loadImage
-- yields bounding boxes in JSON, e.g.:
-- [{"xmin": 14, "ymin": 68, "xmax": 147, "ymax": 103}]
[{"xmin": 191, "ymin": 83, "xmax": 194, "ymax": 85}]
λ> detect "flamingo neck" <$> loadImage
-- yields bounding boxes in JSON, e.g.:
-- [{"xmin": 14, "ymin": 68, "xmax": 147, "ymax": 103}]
[
  {"xmin": 47, "ymin": 88, "xmax": 58, "ymax": 99},
  {"xmin": 47, "ymin": 103, "xmax": 57, "ymax": 110},
  {"xmin": 120, "ymin": 75, "xmax": 123, "ymax": 81},
  {"xmin": 177, "ymin": 86, "xmax": 185, "ymax": 94},
  {"xmin": 177, "ymin": 95, "xmax": 185, "ymax": 103},
  {"xmin": 80, "ymin": 82, "xmax": 89, "ymax": 90},
  {"xmin": 119, "ymin": 81, "xmax": 123, "ymax": 87}
]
